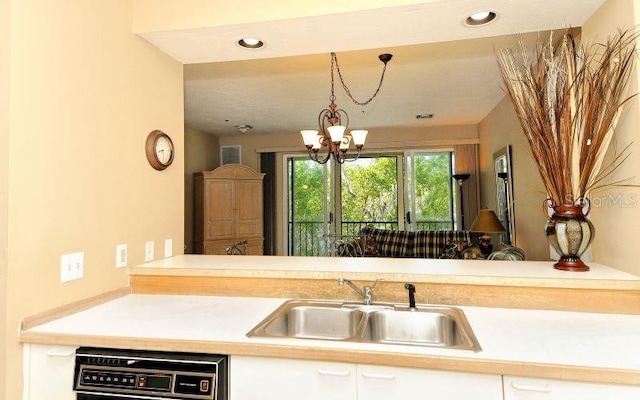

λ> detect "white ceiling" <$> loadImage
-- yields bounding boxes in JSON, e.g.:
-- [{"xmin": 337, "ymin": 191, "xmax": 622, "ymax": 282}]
[{"xmin": 139, "ymin": 0, "xmax": 607, "ymax": 137}]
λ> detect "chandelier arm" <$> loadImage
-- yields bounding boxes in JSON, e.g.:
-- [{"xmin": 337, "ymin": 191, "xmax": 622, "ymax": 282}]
[
  {"xmin": 332, "ymin": 52, "xmax": 390, "ymax": 106},
  {"xmin": 342, "ymin": 147, "xmax": 363, "ymax": 163},
  {"xmin": 307, "ymin": 146, "xmax": 331, "ymax": 165}
]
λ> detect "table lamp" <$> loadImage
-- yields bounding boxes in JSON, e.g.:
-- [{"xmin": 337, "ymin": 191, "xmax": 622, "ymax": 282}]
[{"xmin": 469, "ymin": 209, "xmax": 506, "ymax": 257}]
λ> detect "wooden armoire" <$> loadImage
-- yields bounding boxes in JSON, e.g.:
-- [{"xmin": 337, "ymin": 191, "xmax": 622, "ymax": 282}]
[{"xmin": 194, "ymin": 164, "xmax": 265, "ymax": 255}]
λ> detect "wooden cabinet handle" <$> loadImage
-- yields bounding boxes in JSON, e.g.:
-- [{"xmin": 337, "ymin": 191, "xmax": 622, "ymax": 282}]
[{"xmin": 511, "ymin": 381, "xmax": 552, "ymax": 393}]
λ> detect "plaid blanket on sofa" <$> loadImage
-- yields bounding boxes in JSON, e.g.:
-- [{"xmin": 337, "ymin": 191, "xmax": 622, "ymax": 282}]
[{"xmin": 359, "ymin": 226, "xmax": 474, "ymax": 258}]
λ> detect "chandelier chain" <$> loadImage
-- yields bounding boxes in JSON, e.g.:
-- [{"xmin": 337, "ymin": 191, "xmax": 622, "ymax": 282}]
[{"xmin": 331, "ymin": 52, "xmax": 390, "ymax": 106}]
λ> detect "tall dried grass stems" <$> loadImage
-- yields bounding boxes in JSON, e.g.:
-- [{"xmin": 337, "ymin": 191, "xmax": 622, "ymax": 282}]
[{"xmin": 496, "ymin": 29, "xmax": 639, "ymax": 207}]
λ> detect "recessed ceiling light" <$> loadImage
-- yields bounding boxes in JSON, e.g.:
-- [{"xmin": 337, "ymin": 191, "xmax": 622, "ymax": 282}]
[
  {"xmin": 237, "ymin": 38, "xmax": 264, "ymax": 49},
  {"xmin": 464, "ymin": 11, "xmax": 497, "ymax": 27}
]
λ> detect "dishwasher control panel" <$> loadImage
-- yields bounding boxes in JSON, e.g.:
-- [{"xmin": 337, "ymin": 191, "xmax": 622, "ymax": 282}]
[{"xmin": 74, "ymin": 347, "xmax": 227, "ymax": 400}]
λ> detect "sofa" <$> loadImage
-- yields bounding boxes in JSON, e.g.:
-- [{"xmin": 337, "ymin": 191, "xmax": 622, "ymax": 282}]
[{"xmin": 358, "ymin": 226, "xmax": 479, "ymax": 258}]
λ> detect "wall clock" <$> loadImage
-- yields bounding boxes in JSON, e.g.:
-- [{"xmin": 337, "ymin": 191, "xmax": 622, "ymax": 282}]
[{"xmin": 145, "ymin": 130, "xmax": 175, "ymax": 170}]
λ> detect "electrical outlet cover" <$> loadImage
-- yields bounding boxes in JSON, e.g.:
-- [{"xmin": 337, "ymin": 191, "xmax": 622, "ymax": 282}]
[
  {"xmin": 61, "ymin": 252, "xmax": 84, "ymax": 283},
  {"xmin": 145, "ymin": 241, "xmax": 154, "ymax": 262},
  {"xmin": 116, "ymin": 244, "xmax": 127, "ymax": 268},
  {"xmin": 164, "ymin": 238, "xmax": 173, "ymax": 258}
]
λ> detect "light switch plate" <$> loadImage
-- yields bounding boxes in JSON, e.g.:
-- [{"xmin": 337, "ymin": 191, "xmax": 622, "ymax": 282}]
[
  {"xmin": 61, "ymin": 252, "xmax": 84, "ymax": 282},
  {"xmin": 144, "ymin": 241, "xmax": 154, "ymax": 262},
  {"xmin": 164, "ymin": 238, "xmax": 173, "ymax": 258},
  {"xmin": 116, "ymin": 244, "xmax": 127, "ymax": 268}
]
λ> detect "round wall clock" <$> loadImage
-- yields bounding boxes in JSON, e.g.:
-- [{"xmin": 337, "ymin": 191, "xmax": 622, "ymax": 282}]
[{"xmin": 145, "ymin": 130, "xmax": 175, "ymax": 170}]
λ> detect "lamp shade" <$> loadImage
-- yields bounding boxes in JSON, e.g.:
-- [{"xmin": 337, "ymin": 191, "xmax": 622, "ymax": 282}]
[
  {"xmin": 350, "ymin": 130, "xmax": 368, "ymax": 146},
  {"xmin": 301, "ymin": 130, "xmax": 320, "ymax": 147},
  {"xmin": 469, "ymin": 209, "xmax": 506, "ymax": 233},
  {"xmin": 327, "ymin": 125, "xmax": 346, "ymax": 143}
]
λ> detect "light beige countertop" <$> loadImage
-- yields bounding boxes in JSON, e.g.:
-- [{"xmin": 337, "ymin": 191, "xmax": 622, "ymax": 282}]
[
  {"xmin": 130, "ymin": 255, "xmax": 640, "ymax": 290},
  {"xmin": 20, "ymin": 293, "xmax": 640, "ymax": 385}
]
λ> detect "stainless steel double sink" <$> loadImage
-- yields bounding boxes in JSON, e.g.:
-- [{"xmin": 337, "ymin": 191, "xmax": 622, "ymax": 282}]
[{"xmin": 247, "ymin": 300, "xmax": 481, "ymax": 352}]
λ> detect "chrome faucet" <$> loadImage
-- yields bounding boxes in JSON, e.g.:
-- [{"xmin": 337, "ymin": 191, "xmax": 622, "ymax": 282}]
[{"xmin": 338, "ymin": 278, "xmax": 381, "ymax": 305}]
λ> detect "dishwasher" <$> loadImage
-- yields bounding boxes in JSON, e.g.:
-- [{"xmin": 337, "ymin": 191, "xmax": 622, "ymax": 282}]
[{"xmin": 73, "ymin": 347, "xmax": 227, "ymax": 400}]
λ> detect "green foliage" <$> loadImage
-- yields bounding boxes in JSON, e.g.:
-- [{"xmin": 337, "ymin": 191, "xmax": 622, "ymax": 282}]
[
  {"xmin": 414, "ymin": 154, "xmax": 451, "ymax": 221},
  {"xmin": 290, "ymin": 159, "xmax": 323, "ymax": 221},
  {"xmin": 287, "ymin": 153, "xmax": 453, "ymax": 255},
  {"xmin": 341, "ymin": 157, "xmax": 398, "ymax": 222}
]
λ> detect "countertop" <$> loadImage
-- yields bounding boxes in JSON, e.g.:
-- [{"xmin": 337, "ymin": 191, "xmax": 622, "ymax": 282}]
[
  {"xmin": 130, "ymin": 255, "xmax": 640, "ymax": 289},
  {"xmin": 20, "ymin": 293, "xmax": 640, "ymax": 385}
]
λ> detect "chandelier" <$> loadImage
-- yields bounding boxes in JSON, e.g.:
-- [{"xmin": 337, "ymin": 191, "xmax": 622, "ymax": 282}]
[{"xmin": 301, "ymin": 52, "xmax": 393, "ymax": 164}]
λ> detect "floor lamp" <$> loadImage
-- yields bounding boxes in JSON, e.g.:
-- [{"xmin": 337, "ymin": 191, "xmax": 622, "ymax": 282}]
[{"xmin": 452, "ymin": 173, "xmax": 470, "ymax": 229}]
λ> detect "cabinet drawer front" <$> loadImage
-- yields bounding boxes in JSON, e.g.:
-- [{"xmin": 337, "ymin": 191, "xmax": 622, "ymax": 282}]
[
  {"xmin": 504, "ymin": 376, "xmax": 640, "ymax": 400},
  {"xmin": 358, "ymin": 364, "xmax": 503, "ymax": 400},
  {"xmin": 230, "ymin": 356, "xmax": 356, "ymax": 400}
]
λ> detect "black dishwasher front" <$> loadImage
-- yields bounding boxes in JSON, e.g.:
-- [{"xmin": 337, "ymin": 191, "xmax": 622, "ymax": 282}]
[{"xmin": 73, "ymin": 347, "xmax": 227, "ymax": 400}]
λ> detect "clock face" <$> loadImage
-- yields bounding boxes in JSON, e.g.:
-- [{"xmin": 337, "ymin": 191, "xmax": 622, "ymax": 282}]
[
  {"xmin": 145, "ymin": 130, "xmax": 174, "ymax": 170},
  {"xmin": 155, "ymin": 135, "xmax": 173, "ymax": 165}
]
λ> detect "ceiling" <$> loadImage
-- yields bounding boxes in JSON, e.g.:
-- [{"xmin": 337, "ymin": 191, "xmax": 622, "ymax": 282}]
[{"xmin": 139, "ymin": 0, "xmax": 607, "ymax": 137}]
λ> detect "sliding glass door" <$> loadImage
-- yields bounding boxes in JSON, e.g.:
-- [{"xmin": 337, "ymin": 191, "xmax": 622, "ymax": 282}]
[{"xmin": 287, "ymin": 151, "xmax": 454, "ymax": 256}]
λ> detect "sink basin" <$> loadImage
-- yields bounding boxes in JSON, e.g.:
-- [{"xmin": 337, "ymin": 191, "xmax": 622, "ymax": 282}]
[
  {"xmin": 247, "ymin": 300, "xmax": 365, "ymax": 340},
  {"xmin": 363, "ymin": 307, "xmax": 479, "ymax": 351},
  {"xmin": 247, "ymin": 300, "xmax": 481, "ymax": 352}
]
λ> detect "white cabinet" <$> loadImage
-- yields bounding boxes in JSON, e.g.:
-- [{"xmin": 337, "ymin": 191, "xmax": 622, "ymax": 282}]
[
  {"xmin": 23, "ymin": 343, "xmax": 77, "ymax": 400},
  {"xmin": 230, "ymin": 356, "xmax": 357, "ymax": 400},
  {"xmin": 358, "ymin": 364, "xmax": 503, "ymax": 400},
  {"xmin": 230, "ymin": 356, "xmax": 502, "ymax": 400},
  {"xmin": 504, "ymin": 376, "xmax": 640, "ymax": 400}
]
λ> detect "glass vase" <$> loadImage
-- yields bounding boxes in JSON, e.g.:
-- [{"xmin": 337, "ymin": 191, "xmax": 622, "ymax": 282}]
[{"xmin": 545, "ymin": 203, "xmax": 594, "ymax": 272}]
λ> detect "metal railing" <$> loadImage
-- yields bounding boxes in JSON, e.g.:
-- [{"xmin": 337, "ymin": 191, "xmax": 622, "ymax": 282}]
[{"xmin": 288, "ymin": 220, "xmax": 452, "ymax": 256}]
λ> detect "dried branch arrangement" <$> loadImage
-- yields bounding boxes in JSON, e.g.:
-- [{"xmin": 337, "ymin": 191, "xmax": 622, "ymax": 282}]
[{"xmin": 496, "ymin": 29, "xmax": 638, "ymax": 206}]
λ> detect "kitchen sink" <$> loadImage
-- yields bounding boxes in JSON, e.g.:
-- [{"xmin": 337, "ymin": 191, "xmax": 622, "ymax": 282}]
[
  {"xmin": 364, "ymin": 308, "xmax": 467, "ymax": 348},
  {"xmin": 247, "ymin": 300, "xmax": 481, "ymax": 352},
  {"xmin": 251, "ymin": 302, "xmax": 365, "ymax": 340}
]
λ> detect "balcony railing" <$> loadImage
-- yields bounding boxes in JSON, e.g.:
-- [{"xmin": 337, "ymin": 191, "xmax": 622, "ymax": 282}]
[{"xmin": 288, "ymin": 220, "xmax": 452, "ymax": 256}]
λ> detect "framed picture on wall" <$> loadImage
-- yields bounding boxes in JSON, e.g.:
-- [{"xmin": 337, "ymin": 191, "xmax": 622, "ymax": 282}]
[{"xmin": 221, "ymin": 145, "xmax": 241, "ymax": 165}]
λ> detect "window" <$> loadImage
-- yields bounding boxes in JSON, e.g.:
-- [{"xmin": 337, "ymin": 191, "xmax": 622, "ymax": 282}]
[{"xmin": 287, "ymin": 151, "xmax": 454, "ymax": 256}]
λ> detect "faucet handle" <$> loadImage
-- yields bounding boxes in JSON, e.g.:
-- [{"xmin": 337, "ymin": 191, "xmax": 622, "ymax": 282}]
[{"xmin": 370, "ymin": 278, "xmax": 383, "ymax": 290}]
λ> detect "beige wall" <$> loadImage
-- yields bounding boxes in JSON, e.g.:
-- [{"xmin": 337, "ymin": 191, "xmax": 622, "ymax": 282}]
[
  {"xmin": 478, "ymin": 98, "xmax": 549, "ymax": 261},
  {"xmin": 184, "ymin": 126, "xmax": 219, "ymax": 253},
  {"xmin": 582, "ymin": 0, "xmax": 640, "ymax": 275},
  {"xmin": 0, "ymin": 0, "xmax": 10, "ymax": 392},
  {"xmin": 4, "ymin": 1, "xmax": 184, "ymax": 398}
]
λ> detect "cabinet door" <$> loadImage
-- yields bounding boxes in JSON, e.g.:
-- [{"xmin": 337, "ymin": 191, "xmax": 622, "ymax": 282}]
[
  {"xmin": 504, "ymin": 376, "xmax": 640, "ymax": 400},
  {"xmin": 235, "ymin": 180, "xmax": 263, "ymax": 237},
  {"xmin": 24, "ymin": 344, "xmax": 77, "ymax": 400},
  {"xmin": 230, "ymin": 356, "xmax": 356, "ymax": 400},
  {"xmin": 205, "ymin": 180, "xmax": 235, "ymax": 239},
  {"xmin": 357, "ymin": 364, "xmax": 503, "ymax": 400}
]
